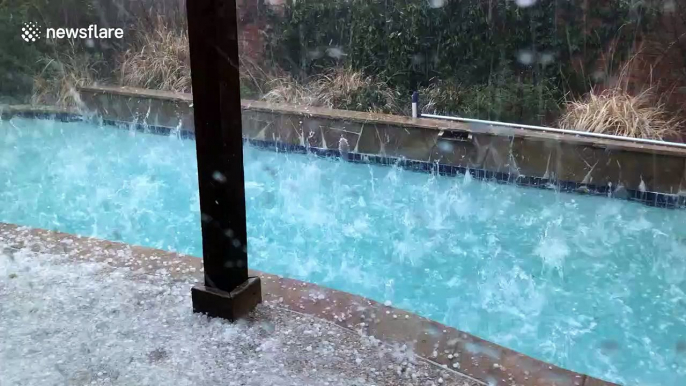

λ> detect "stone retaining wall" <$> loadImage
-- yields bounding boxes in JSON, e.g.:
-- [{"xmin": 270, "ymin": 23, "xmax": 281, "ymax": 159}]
[{"xmin": 76, "ymin": 85, "xmax": 686, "ymax": 207}]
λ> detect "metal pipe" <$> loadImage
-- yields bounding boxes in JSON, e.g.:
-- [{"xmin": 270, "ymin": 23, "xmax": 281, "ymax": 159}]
[
  {"xmin": 411, "ymin": 91, "xmax": 419, "ymax": 118},
  {"xmin": 422, "ymin": 113, "xmax": 686, "ymax": 150}
]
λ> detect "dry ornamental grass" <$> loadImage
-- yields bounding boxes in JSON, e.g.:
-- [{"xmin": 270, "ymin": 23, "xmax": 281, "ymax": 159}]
[
  {"xmin": 117, "ymin": 17, "xmax": 191, "ymax": 93},
  {"xmin": 31, "ymin": 43, "xmax": 101, "ymax": 108},
  {"xmin": 559, "ymin": 88, "xmax": 682, "ymax": 141},
  {"xmin": 262, "ymin": 68, "xmax": 403, "ymax": 114}
]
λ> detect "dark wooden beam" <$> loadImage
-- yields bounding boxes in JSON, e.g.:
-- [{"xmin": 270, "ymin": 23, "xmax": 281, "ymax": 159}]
[{"xmin": 187, "ymin": 0, "xmax": 261, "ymax": 321}]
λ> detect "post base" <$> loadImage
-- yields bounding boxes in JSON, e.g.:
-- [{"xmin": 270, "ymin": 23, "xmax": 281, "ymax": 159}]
[{"xmin": 191, "ymin": 277, "xmax": 262, "ymax": 321}]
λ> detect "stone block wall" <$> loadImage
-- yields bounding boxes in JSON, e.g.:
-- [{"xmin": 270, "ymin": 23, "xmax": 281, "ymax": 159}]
[{"xmin": 77, "ymin": 85, "xmax": 686, "ymax": 204}]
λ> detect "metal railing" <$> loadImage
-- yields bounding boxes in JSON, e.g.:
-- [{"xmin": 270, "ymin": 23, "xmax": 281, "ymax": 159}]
[{"xmin": 419, "ymin": 112, "xmax": 686, "ymax": 150}]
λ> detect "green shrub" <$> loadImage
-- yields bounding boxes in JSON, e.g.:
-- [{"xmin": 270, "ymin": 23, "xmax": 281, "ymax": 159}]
[
  {"xmin": 0, "ymin": 0, "xmax": 187, "ymax": 103},
  {"xmin": 264, "ymin": 0, "xmax": 654, "ymax": 122},
  {"xmin": 0, "ymin": 1, "xmax": 44, "ymax": 103},
  {"xmin": 420, "ymin": 65, "xmax": 560, "ymax": 124},
  {"xmin": 262, "ymin": 67, "xmax": 404, "ymax": 114}
]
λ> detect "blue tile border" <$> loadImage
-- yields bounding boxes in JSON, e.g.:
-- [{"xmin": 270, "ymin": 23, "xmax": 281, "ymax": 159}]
[
  {"xmin": 100, "ymin": 119, "xmax": 196, "ymax": 139},
  {"xmin": 1, "ymin": 110, "xmax": 84, "ymax": 122},
  {"xmin": 5, "ymin": 112, "xmax": 684, "ymax": 210},
  {"xmin": 243, "ymin": 138, "xmax": 685, "ymax": 210}
]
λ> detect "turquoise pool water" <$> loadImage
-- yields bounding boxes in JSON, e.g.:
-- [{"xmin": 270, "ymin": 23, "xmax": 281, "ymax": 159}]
[{"xmin": 1, "ymin": 117, "xmax": 686, "ymax": 385}]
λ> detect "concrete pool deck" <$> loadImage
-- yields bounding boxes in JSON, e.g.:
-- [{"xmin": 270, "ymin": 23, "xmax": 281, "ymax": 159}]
[
  {"xmin": 0, "ymin": 223, "xmax": 616, "ymax": 386},
  {"xmin": 0, "ymin": 227, "xmax": 479, "ymax": 386}
]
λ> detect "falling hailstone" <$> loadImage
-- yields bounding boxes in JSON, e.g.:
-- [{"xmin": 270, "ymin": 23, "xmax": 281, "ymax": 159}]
[
  {"xmin": 539, "ymin": 52, "xmax": 554, "ymax": 66},
  {"xmin": 428, "ymin": 0, "xmax": 446, "ymax": 8},
  {"xmin": 437, "ymin": 141, "xmax": 454, "ymax": 153},
  {"xmin": 515, "ymin": 0, "xmax": 537, "ymax": 7},
  {"xmin": 591, "ymin": 70, "xmax": 606, "ymax": 82},
  {"xmin": 307, "ymin": 48, "xmax": 323, "ymax": 60},
  {"xmin": 326, "ymin": 47, "xmax": 347, "ymax": 59},
  {"xmin": 517, "ymin": 50, "xmax": 535, "ymax": 65},
  {"xmin": 212, "ymin": 171, "xmax": 227, "ymax": 183}
]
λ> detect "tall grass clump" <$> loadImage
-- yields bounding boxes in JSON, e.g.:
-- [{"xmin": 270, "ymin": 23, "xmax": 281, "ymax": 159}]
[
  {"xmin": 262, "ymin": 68, "xmax": 404, "ymax": 114},
  {"xmin": 31, "ymin": 43, "xmax": 102, "ymax": 107},
  {"xmin": 558, "ymin": 88, "xmax": 682, "ymax": 140},
  {"xmin": 117, "ymin": 16, "xmax": 191, "ymax": 93}
]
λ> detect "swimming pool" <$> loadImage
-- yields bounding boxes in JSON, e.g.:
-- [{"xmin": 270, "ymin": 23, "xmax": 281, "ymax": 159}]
[{"xmin": 1, "ymin": 117, "xmax": 685, "ymax": 385}]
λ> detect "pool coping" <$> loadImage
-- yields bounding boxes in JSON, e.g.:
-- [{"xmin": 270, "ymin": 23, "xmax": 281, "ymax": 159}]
[
  {"xmin": 3, "ymin": 106, "xmax": 685, "ymax": 209},
  {"xmin": 0, "ymin": 104, "xmax": 81, "ymax": 121},
  {"xmin": 68, "ymin": 86, "xmax": 686, "ymax": 157},
  {"xmin": 0, "ymin": 222, "xmax": 617, "ymax": 386}
]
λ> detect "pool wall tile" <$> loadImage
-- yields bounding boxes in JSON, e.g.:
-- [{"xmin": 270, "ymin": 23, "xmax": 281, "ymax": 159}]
[
  {"xmin": 73, "ymin": 85, "xmax": 686, "ymax": 209},
  {"xmin": 553, "ymin": 142, "xmax": 685, "ymax": 194},
  {"xmin": 510, "ymin": 137, "xmax": 559, "ymax": 179},
  {"xmin": 0, "ymin": 105, "xmax": 83, "ymax": 122},
  {"xmin": 356, "ymin": 123, "xmax": 437, "ymax": 161},
  {"xmin": 430, "ymin": 139, "xmax": 474, "ymax": 168},
  {"xmin": 473, "ymin": 134, "xmax": 516, "ymax": 173},
  {"xmin": 85, "ymin": 89, "xmax": 194, "ymax": 130}
]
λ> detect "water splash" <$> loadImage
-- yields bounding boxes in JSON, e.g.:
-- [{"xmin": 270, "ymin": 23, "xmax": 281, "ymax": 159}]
[{"xmin": 2, "ymin": 118, "xmax": 686, "ymax": 384}]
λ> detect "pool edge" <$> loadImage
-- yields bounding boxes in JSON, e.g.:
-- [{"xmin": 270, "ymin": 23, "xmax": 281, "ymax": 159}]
[{"xmin": 4, "ymin": 106, "xmax": 684, "ymax": 209}]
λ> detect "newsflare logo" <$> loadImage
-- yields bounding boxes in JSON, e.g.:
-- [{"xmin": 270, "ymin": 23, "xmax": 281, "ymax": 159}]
[
  {"xmin": 21, "ymin": 22, "xmax": 124, "ymax": 43},
  {"xmin": 21, "ymin": 22, "xmax": 41, "ymax": 42}
]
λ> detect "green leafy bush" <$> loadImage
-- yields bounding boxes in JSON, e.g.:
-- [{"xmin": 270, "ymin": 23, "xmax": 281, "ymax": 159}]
[
  {"xmin": 0, "ymin": 1, "xmax": 44, "ymax": 103},
  {"xmin": 420, "ymin": 65, "xmax": 559, "ymax": 124},
  {"xmin": 262, "ymin": 67, "xmax": 404, "ymax": 114},
  {"xmin": 0, "ymin": 0, "xmax": 185, "ymax": 103},
  {"xmin": 264, "ymin": 0, "xmax": 652, "ymax": 123}
]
